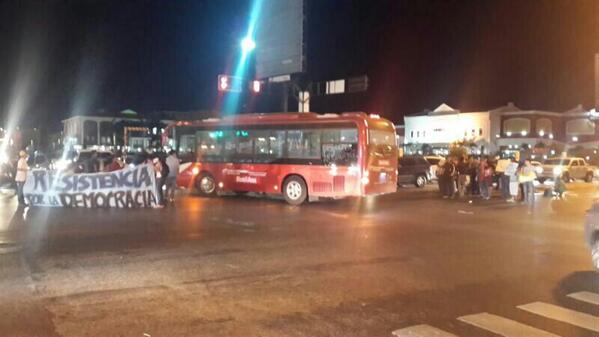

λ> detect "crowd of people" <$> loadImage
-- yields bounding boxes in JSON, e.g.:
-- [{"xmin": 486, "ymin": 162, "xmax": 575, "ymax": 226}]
[
  {"xmin": 14, "ymin": 149, "xmax": 181, "ymax": 208},
  {"xmin": 435, "ymin": 155, "xmax": 563, "ymax": 204}
]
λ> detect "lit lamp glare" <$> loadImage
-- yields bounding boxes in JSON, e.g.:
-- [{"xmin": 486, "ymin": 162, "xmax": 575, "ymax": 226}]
[
  {"xmin": 538, "ymin": 130, "xmax": 545, "ymax": 137},
  {"xmin": 241, "ymin": 37, "xmax": 256, "ymax": 53}
]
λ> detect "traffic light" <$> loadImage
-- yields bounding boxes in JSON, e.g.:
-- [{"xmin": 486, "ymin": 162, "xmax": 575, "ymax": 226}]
[
  {"xmin": 217, "ymin": 75, "xmax": 243, "ymax": 92},
  {"xmin": 218, "ymin": 75, "xmax": 229, "ymax": 91},
  {"xmin": 250, "ymin": 80, "xmax": 261, "ymax": 94}
]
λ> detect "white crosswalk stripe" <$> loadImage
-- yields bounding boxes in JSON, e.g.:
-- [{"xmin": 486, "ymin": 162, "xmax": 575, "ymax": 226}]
[
  {"xmin": 567, "ymin": 291, "xmax": 599, "ymax": 306},
  {"xmin": 392, "ymin": 324, "xmax": 458, "ymax": 337},
  {"xmin": 518, "ymin": 301, "xmax": 599, "ymax": 333},
  {"xmin": 457, "ymin": 312, "xmax": 561, "ymax": 337}
]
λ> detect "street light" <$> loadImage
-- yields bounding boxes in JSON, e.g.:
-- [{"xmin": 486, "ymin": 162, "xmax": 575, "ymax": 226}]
[{"xmin": 241, "ymin": 37, "xmax": 256, "ymax": 53}]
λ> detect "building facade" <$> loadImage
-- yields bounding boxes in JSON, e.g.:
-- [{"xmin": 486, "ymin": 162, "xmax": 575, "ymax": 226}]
[
  {"xmin": 62, "ymin": 115, "xmax": 171, "ymax": 151},
  {"xmin": 404, "ymin": 103, "xmax": 599, "ymax": 156}
]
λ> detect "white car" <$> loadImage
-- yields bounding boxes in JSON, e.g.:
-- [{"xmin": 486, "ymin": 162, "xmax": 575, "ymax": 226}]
[
  {"xmin": 539, "ymin": 157, "xmax": 596, "ymax": 183},
  {"xmin": 423, "ymin": 156, "xmax": 444, "ymax": 181}
]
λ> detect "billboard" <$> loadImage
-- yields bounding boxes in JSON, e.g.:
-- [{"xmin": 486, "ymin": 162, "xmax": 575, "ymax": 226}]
[{"xmin": 255, "ymin": 0, "xmax": 305, "ymax": 79}]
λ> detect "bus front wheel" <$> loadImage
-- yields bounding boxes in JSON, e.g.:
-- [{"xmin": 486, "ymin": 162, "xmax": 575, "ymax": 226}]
[
  {"xmin": 283, "ymin": 176, "xmax": 307, "ymax": 205},
  {"xmin": 196, "ymin": 173, "xmax": 217, "ymax": 197}
]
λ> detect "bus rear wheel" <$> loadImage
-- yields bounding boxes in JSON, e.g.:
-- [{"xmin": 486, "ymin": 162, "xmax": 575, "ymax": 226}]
[
  {"xmin": 283, "ymin": 176, "xmax": 307, "ymax": 205},
  {"xmin": 196, "ymin": 173, "xmax": 216, "ymax": 197}
]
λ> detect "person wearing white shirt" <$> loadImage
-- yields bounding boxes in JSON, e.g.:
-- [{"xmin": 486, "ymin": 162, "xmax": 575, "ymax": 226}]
[
  {"xmin": 15, "ymin": 150, "xmax": 29, "ymax": 205},
  {"xmin": 504, "ymin": 158, "xmax": 519, "ymax": 202}
]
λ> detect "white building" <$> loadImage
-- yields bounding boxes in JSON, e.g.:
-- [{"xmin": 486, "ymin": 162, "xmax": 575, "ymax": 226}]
[
  {"xmin": 404, "ymin": 103, "xmax": 494, "ymax": 154},
  {"xmin": 402, "ymin": 102, "xmax": 580, "ymax": 155}
]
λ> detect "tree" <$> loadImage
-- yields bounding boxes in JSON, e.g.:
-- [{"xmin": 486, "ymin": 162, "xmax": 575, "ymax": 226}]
[{"xmin": 448, "ymin": 143, "xmax": 468, "ymax": 158}]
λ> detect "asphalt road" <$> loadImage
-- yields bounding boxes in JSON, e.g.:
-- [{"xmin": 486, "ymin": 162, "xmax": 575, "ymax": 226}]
[{"xmin": 0, "ymin": 182, "xmax": 598, "ymax": 337}]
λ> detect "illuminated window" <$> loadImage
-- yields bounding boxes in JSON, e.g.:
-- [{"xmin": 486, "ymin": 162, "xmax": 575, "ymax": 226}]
[
  {"xmin": 535, "ymin": 118, "xmax": 553, "ymax": 135},
  {"xmin": 566, "ymin": 118, "xmax": 595, "ymax": 135},
  {"xmin": 325, "ymin": 79, "xmax": 345, "ymax": 94},
  {"xmin": 503, "ymin": 118, "xmax": 531, "ymax": 135}
]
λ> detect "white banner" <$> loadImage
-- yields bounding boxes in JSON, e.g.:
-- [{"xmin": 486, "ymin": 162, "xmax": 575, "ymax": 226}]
[{"xmin": 23, "ymin": 164, "xmax": 158, "ymax": 208}]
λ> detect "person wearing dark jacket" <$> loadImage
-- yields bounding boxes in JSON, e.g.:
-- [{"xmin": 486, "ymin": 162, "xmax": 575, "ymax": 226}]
[
  {"xmin": 440, "ymin": 157, "xmax": 456, "ymax": 198},
  {"xmin": 456, "ymin": 156, "xmax": 470, "ymax": 197}
]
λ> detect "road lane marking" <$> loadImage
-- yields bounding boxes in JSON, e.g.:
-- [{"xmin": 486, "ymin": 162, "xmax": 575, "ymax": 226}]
[
  {"xmin": 568, "ymin": 291, "xmax": 599, "ymax": 306},
  {"xmin": 392, "ymin": 324, "xmax": 458, "ymax": 337},
  {"xmin": 518, "ymin": 302, "xmax": 599, "ymax": 332},
  {"xmin": 458, "ymin": 312, "xmax": 560, "ymax": 337}
]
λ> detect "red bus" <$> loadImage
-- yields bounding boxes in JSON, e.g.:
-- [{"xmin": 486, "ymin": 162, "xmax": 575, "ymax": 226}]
[{"xmin": 164, "ymin": 112, "xmax": 397, "ymax": 205}]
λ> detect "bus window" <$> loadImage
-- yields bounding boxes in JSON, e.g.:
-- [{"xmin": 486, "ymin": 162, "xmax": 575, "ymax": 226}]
[
  {"xmin": 369, "ymin": 130, "xmax": 395, "ymax": 146},
  {"xmin": 254, "ymin": 130, "xmax": 269, "ymax": 155},
  {"xmin": 322, "ymin": 128, "xmax": 358, "ymax": 166},
  {"xmin": 269, "ymin": 131, "xmax": 285, "ymax": 158},
  {"xmin": 235, "ymin": 129, "xmax": 253, "ymax": 162},
  {"xmin": 322, "ymin": 128, "xmax": 358, "ymax": 143},
  {"xmin": 196, "ymin": 130, "xmax": 223, "ymax": 162},
  {"xmin": 287, "ymin": 130, "xmax": 321, "ymax": 159}
]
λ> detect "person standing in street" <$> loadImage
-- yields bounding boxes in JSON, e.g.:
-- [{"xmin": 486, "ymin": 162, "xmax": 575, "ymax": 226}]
[
  {"xmin": 504, "ymin": 157, "xmax": 519, "ymax": 202},
  {"xmin": 15, "ymin": 150, "xmax": 29, "ymax": 206},
  {"xmin": 456, "ymin": 156, "xmax": 470, "ymax": 197},
  {"xmin": 478, "ymin": 157, "xmax": 493, "ymax": 200},
  {"xmin": 440, "ymin": 157, "xmax": 456, "ymax": 198},
  {"xmin": 519, "ymin": 159, "xmax": 536, "ymax": 205},
  {"xmin": 152, "ymin": 156, "xmax": 166, "ymax": 208},
  {"xmin": 495, "ymin": 157, "xmax": 511, "ymax": 200},
  {"xmin": 165, "ymin": 150, "xmax": 180, "ymax": 203},
  {"xmin": 469, "ymin": 157, "xmax": 479, "ymax": 196},
  {"xmin": 436, "ymin": 158, "xmax": 446, "ymax": 197}
]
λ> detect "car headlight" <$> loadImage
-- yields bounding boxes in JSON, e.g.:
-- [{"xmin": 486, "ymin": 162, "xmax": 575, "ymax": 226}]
[
  {"xmin": 553, "ymin": 166, "xmax": 562, "ymax": 176},
  {"xmin": 191, "ymin": 167, "xmax": 200, "ymax": 175}
]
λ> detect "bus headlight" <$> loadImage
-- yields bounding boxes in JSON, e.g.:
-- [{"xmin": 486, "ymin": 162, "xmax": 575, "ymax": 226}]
[
  {"xmin": 361, "ymin": 176, "xmax": 370, "ymax": 185},
  {"xmin": 191, "ymin": 167, "xmax": 200, "ymax": 175},
  {"xmin": 553, "ymin": 166, "xmax": 562, "ymax": 176}
]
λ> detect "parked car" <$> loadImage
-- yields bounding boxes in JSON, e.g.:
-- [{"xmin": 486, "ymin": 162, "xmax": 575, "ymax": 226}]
[
  {"xmin": 423, "ymin": 155, "xmax": 444, "ymax": 181},
  {"xmin": 530, "ymin": 160, "xmax": 544, "ymax": 178},
  {"xmin": 584, "ymin": 203, "xmax": 599, "ymax": 270},
  {"xmin": 398, "ymin": 155, "xmax": 431, "ymax": 188},
  {"xmin": 539, "ymin": 157, "xmax": 597, "ymax": 183}
]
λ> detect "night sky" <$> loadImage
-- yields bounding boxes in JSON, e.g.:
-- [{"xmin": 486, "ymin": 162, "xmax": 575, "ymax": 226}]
[{"xmin": 0, "ymin": 0, "xmax": 597, "ymax": 130}]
